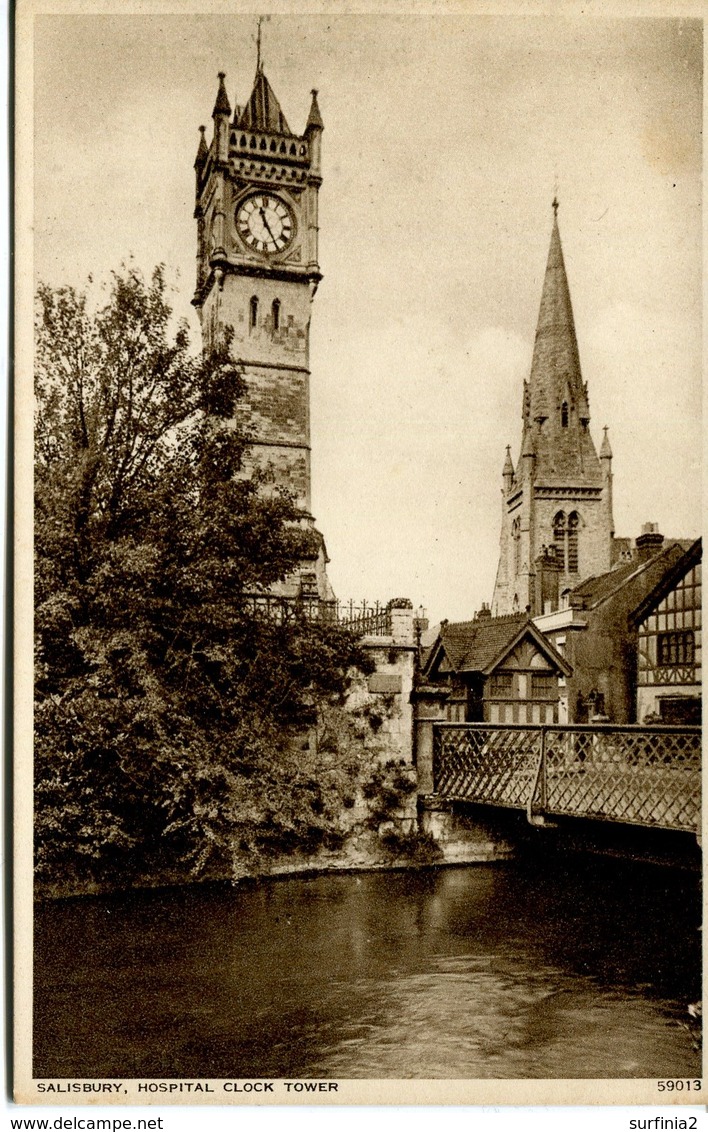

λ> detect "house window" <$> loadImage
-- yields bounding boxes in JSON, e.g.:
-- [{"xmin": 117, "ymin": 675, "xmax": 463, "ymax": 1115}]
[
  {"xmin": 657, "ymin": 630, "xmax": 695, "ymax": 667},
  {"xmin": 489, "ymin": 672, "xmax": 514, "ymax": 698},
  {"xmin": 249, "ymin": 295, "xmax": 258, "ymax": 329},
  {"xmin": 272, "ymin": 298, "xmax": 281, "ymax": 331},
  {"xmin": 531, "ymin": 672, "xmax": 556, "ymax": 699}
]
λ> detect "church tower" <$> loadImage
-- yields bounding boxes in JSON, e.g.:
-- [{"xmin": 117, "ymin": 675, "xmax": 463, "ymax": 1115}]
[
  {"xmin": 193, "ymin": 65, "xmax": 333, "ymax": 602},
  {"xmin": 492, "ymin": 202, "xmax": 615, "ymax": 616}
]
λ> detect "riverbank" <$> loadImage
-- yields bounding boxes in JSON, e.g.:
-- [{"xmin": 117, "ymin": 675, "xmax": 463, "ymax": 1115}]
[
  {"xmin": 33, "ymin": 826, "xmax": 440, "ymax": 901},
  {"xmin": 34, "ymin": 798, "xmax": 533, "ymax": 900}
]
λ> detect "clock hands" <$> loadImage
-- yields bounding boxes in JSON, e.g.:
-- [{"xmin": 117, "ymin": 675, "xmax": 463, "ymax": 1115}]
[{"xmin": 259, "ymin": 206, "xmax": 278, "ymax": 244}]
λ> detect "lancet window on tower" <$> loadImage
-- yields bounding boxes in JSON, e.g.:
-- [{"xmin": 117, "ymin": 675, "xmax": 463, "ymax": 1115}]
[
  {"xmin": 561, "ymin": 401, "xmax": 569, "ymax": 428},
  {"xmin": 567, "ymin": 512, "xmax": 579, "ymax": 573},
  {"xmin": 552, "ymin": 511, "xmax": 580, "ymax": 574},
  {"xmin": 249, "ymin": 295, "xmax": 259, "ymax": 329},
  {"xmin": 272, "ymin": 298, "xmax": 281, "ymax": 331}
]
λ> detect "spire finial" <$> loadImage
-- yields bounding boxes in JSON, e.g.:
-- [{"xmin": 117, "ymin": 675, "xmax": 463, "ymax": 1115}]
[
  {"xmin": 256, "ymin": 15, "xmax": 265, "ymax": 71},
  {"xmin": 552, "ymin": 195, "xmax": 559, "ymax": 216}
]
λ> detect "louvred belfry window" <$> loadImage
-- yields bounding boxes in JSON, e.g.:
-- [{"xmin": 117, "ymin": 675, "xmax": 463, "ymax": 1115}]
[
  {"xmin": 567, "ymin": 512, "xmax": 579, "ymax": 573},
  {"xmin": 552, "ymin": 511, "xmax": 580, "ymax": 574}
]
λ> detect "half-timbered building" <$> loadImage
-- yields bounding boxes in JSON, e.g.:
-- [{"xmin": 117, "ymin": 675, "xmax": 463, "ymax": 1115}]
[
  {"xmin": 632, "ymin": 539, "xmax": 702, "ymax": 725},
  {"xmin": 422, "ymin": 610, "xmax": 571, "ymax": 724}
]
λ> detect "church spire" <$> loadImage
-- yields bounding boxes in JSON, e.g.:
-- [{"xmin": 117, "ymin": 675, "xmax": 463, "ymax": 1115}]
[
  {"xmin": 527, "ymin": 200, "xmax": 582, "ymax": 423},
  {"xmin": 521, "ymin": 200, "xmax": 601, "ymax": 482}
]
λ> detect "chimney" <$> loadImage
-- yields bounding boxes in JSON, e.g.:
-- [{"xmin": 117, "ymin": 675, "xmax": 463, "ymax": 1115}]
[
  {"xmin": 635, "ymin": 522, "xmax": 664, "ymax": 562},
  {"xmin": 475, "ymin": 602, "xmax": 492, "ymax": 621}
]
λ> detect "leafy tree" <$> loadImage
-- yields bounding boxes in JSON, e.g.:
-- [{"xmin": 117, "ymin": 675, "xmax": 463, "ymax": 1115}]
[{"xmin": 34, "ymin": 265, "xmax": 370, "ymax": 890}]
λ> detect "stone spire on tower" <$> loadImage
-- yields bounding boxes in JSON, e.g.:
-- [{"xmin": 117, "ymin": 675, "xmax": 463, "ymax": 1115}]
[
  {"xmin": 521, "ymin": 199, "xmax": 602, "ymax": 484},
  {"xmin": 492, "ymin": 201, "xmax": 614, "ymax": 616}
]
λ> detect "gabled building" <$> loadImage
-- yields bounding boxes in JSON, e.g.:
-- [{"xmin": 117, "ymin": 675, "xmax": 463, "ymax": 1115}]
[
  {"xmin": 422, "ymin": 609, "xmax": 571, "ymax": 724},
  {"xmin": 533, "ymin": 527, "xmax": 695, "ymax": 723},
  {"xmin": 492, "ymin": 202, "xmax": 614, "ymax": 617},
  {"xmin": 632, "ymin": 538, "xmax": 701, "ymax": 724}
]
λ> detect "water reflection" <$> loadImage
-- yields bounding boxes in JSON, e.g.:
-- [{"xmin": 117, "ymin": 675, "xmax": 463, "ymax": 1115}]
[{"xmin": 34, "ymin": 859, "xmax": 700, "ymax": 1079}]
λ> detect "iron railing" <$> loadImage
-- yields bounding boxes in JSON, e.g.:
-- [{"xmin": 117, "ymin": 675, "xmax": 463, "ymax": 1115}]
[
  {"xmin": 241, "ymin": 594, "xmax": 337, "ymax": 624},
  {"xmin": 241, "ymin": 594, "xmax": 392, "ymax": 635},
  {"xmin": 336, "ymin": 599, "xmax": 392, "ymax": 636},
  {"xmin": 433, "ymin": 723, "xmax": 701, "ymax": 834}
]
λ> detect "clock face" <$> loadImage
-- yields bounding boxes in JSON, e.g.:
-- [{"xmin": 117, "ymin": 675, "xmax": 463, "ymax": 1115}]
[{"xmin": 235, "ymin": 193, "xmax": 294, "ymax": 255}]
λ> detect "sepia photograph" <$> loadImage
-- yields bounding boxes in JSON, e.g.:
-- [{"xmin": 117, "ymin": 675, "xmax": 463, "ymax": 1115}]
[{"xmin": 14, "ymin": 2, "xmax": 703, "ymax": 1105}]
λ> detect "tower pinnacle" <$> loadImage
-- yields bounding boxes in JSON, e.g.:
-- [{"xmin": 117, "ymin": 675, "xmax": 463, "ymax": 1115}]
[
  {"xmin": 306, "ymin": 89, "xmax": 324, "ymax": 132},
  {"xmin": 194, "ymin": 125, "xmax": 208, "ymax": 169},
  {"xmin": 212, "ymin": 72, "xmax": 231, "ymax": 118}
]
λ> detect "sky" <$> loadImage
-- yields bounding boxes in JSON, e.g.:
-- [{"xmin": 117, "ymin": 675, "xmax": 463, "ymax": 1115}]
[{"xmin": 33, "ymin": 12, "xmax": 702, "ymax": 624}]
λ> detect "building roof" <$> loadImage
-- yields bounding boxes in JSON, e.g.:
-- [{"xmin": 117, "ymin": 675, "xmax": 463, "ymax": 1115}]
[
  {"xmin": 237, "ymin": 68, "xmax": 292, "ymax": 134},
  {"xmin": 424, "ymin": 613, "xmax": 571, "ymax": 678},
  {"xmin": 630, "ymin": 538, "xmax": 702, "ymax": 627},
  {"xmin": 569, "ymin": 539, "xmax": 694, "ymax": 611}
]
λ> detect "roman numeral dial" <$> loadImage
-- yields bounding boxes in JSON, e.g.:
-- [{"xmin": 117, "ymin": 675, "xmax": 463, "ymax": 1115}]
[{"xmin": 235, "ymin": 193, "xmax": 294, "ymax": 255}]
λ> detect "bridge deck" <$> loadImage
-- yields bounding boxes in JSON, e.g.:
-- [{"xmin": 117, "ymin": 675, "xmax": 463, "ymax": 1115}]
[{"xmin": 433, "ymin": 723, "xmax": 701, "ymax": 833}]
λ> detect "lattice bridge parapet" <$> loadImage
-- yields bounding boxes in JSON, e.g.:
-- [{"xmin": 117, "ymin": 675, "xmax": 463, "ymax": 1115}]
[{"xmin": 433, "ymin": 723, "xmax": 701, "ymax": 833}]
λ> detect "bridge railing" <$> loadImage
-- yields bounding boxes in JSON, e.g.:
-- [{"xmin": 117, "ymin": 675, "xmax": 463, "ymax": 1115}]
[{"xmin": 433, "ymin": 723, "xmax": 701, "ymax": 833}]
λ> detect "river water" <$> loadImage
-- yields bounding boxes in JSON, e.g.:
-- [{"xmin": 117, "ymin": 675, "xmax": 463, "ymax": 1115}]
[{"xmin": 34, "ymin": 857, "xmax": 701, "ymax": 1080}]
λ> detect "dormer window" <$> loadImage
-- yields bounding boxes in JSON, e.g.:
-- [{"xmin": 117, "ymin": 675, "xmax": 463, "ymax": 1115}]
[{"xmin": 561, "ymin": 401, "xmax": 569, "ymax": 428}]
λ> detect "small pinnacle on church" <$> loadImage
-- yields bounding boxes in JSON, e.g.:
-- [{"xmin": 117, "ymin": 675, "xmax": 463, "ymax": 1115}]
[{"xmin": 600, "ymin": 426, "xmax": 613, "ymax": 458}]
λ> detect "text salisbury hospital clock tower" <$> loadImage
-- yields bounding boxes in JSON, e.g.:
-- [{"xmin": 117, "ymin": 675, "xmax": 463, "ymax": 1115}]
[{"xmin": 192, "ymin": 66, "xmax": 325, "ymax": 524}]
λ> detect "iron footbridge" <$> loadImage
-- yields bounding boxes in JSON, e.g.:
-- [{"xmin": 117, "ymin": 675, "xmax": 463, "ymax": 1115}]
[{"xmin": 433, "ymin": 723, "xmax": 701, "ymax": 834}]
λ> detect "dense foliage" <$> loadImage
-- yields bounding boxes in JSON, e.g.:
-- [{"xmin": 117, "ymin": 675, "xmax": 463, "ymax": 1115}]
[{"xmin": 34, "ymin": 266, "xmax": 374, "ymax": 890}]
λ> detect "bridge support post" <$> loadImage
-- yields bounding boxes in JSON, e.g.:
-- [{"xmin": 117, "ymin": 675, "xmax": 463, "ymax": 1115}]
[{"xmin": 410, "ymin": 684, "xmax": 449, "ymax": 796}]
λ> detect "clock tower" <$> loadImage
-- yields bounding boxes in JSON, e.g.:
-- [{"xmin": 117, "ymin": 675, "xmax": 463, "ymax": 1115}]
[{"xmin": 193, "ymin": 66, "xmax": 333, "ymax": 602}]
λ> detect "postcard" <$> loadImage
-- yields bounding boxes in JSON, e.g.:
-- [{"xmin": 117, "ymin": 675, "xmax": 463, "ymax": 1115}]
[{"xmin": 14, "ymin": 0, "xmax": 704, "ymax": 1106}]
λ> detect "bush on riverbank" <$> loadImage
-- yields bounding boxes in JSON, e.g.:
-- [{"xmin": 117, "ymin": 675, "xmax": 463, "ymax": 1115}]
[{"xmin": 34, "ymin": 266, "xmax": 382, "ymax": 895}]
